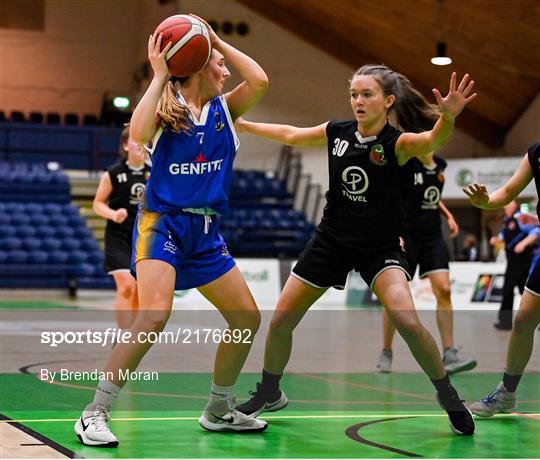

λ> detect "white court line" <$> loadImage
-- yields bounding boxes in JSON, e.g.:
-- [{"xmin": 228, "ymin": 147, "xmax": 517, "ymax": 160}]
[{"xmin": 1, "ymin": 413, "xmax": 539, "ymax": 424}]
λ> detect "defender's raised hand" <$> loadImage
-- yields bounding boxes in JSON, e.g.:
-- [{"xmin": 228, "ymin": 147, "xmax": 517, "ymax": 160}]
[{"xmin": 433, "ymin": 73, "xmax": 477, "ymax": 120}]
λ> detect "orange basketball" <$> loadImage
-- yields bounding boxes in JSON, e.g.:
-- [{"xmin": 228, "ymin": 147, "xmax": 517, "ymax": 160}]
[{"xmin": 154, "ymin": 15, "xmax": 211, "ymax": 78}]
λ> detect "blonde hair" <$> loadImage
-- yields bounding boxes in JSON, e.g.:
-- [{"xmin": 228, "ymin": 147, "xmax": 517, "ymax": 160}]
[{"xmin": 156, "ymin": 80, "xmax": 192, "ymax": 133}]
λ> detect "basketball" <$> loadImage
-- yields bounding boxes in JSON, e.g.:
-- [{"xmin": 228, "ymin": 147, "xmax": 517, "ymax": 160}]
[{"xmin": 154, "ymin": 15, "xmax": 211, "ymax": 78}]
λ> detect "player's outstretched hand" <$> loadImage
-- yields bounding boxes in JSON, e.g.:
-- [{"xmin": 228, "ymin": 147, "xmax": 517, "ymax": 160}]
[
  {"xmin": 463, "ymin": 183, "xmax": 489, "ymax": 209},
  {"xmin": 432, "ymin": 73, "xmax": 477, "ymax": 120}
]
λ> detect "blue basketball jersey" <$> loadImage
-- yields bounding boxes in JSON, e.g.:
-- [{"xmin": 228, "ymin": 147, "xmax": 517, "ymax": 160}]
[{"xmin": 143, "ymin": 94, "xmax": 239, "ymax": 214}]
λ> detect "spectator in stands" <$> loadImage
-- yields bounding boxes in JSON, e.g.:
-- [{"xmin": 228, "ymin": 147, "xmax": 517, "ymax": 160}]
[
  {"xmin": 93, "ymin": 126, "xmax": 149, "ymax": 330},
  {"xmin": 488, "ymin": 200, "xmax": 539, "ymax": 330},
  {"xmin": 75, "ymin": 16, "xmax": 269, "ymax": 447},
  {"xmin": 459, "ymin": 233, "xmax": 480, "ymax": 261},
  {"xmin": 234, "ymin": 66, "xmax": 477, "ymax": 436}
]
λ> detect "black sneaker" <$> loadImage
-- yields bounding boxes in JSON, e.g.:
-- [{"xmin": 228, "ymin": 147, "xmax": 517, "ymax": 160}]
[
  {"xmin": 235, "ymin": 382, "xmax": 288, "ymax": 417},
  {"xmin": 436, "ymin": 388, "xmax": 475, "ymax": 435},
  {"xmin": 494, "ymin": 322, "xmax": 512, "ymax": 331}
]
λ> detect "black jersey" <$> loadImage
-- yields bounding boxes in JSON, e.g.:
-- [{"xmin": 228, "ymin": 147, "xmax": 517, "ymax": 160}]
[
  {"xmin": 319, "ymin": 120, "xmax": 403, "ymax": 249},
  {"xmin": 401, "ymin": 155, "xmax": 447, "ymax": 236},
  {"xmin": 106, "ymin": 161, "xmax": 150, "ymax": 232},
  {"xmin": 527, "ymin": 141, "xmax": 540, "ymax": 220}
]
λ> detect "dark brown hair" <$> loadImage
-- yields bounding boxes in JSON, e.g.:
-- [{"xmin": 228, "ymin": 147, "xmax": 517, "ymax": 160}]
[
  {"xmin": 352, "ymin": 64, "xmax": 439, "ymax": 133},
  {"xmin": 118, "ymin": 126, "xmax": 130, "ymax": 159}
]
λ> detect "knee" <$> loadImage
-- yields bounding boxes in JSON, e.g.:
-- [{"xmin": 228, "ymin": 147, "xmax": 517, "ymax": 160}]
[
  {"xmin": 117, "ymin": 280, "xmax": 137, "ymax": 300},
  {"xmin": 433, "ymin": 282, "xmax": 451, "ymax": 302},
  {"xmin": 269, "ymin": 311, "xmax": 296, "ymax": 336},
  {"xmin": 135, "ymin": 310, "xmax": 170, "ymax": 334},
  {"xmin": 513, "ymin": 313, "xmax": 533, "ymax": 335},
  {"xmin": 229, "ymin": 308, "xmax": 261, "ymax": 333}
]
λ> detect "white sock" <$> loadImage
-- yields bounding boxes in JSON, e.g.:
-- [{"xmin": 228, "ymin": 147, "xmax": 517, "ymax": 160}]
[
  {"xmin": 92, "ymin": 379, "xmax": 121, "ymax": 411},
  {"xmin": 209, "ymin": 382, "xmax": 235, "ymax": 405}
]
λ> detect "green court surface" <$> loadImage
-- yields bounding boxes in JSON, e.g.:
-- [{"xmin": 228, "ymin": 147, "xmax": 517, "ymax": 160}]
[
  {"xmin": 1, "ymin": 372, "xmax": 539, "ymax": 458},
  {"xmin": 0, "ymin": 300, "xmax": 73, "ymax": 309}
]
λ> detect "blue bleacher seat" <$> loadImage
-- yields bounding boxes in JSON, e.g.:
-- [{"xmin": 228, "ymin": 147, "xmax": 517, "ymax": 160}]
[
  {"xmin": 6, "ymin": 203, "xmax": 25, "ymax": 213},
  {"xmin": 23, "ymin": 237, "xmax": 41, "ymax": 250},
  {"xmin": 30, "ymin": 215, "xmax": 49, "ymax": 226},
  {"xmin": 28, "ymin": 250, "xmax": 48, "ymax": 263},
  {"xmin": 41, "ymin": 237, "xmax": 62, "ymax": 250},
  {"xmin": 68, "ymin": 215, "xmax": 86, "ymax": 227},
  {"xmin": 75, "ymin": 263, "xmax": 95, "ymax": 277},
  {"xmin": 26, "ymin": 203, "xmax": 44, "ymax": 213},
  {"xmin": 62, "ymin": 238, "xmax": 81, "ymax": 251},
  {"xmin": 36, "ymin": 226, "xmax": 56, "ymax": 238},
  {"xmin": 48, "ymin": 250, "xmax": 69, "ymax": 263},
  {"xmin": 0, "ymin": 225, "xmax": 16, "ymax": 237},
  {"xmin": 7, "ymin": 250, "xmax": 28, "ymax": 263},
  {"xmin": 68, "ymin": 250, "xmax": 87, "ymax": 264},
  {"xmin": 55, "ymin": 227, "xmax": 75, "ymax": 238},
  {"xmin": 80, "ymin": 239, "xmax": 99, "ymax": 252},
  {"xmin": 86, "ymin": 251, "xmax": 103, "ymax": 265},
  {"xmin": 44, "ymin": 203, "xmax": 63, "ymax": 214},
  {"xmin": 2, "ymin": 237, "xmax": 23, "ymax": 250}
]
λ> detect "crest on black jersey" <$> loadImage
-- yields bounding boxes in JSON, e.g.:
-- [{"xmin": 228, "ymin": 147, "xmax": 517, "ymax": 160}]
[{"xmin": 369, "ymin": 144, "xmax": 387, "ymax": 166}]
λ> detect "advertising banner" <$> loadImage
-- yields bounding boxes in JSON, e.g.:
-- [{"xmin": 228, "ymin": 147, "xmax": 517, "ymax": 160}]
[
  {"xmin": 444, "ymin": 157, "xmax": 536, "ymax": 199},
  {"xmin": 173, "ymin": 259, "xmax": 281, "ymax": 309}
]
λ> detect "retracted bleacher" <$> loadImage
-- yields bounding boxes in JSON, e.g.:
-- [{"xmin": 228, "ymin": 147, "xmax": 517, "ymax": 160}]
[{"xmin": 0, "ymin": 162, "xmax": 113, "ymax": 290}]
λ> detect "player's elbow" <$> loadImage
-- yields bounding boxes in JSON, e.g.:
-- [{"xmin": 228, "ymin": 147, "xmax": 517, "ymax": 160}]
[
  {"xmin": 253, "ymin": 71, "xmax": 269, "ymax": 93},
  {"xmin": 285, "ymin": 131, "xmax": 300, "ymax": 146},
  {"xmin": 129, "ymin": 130, "xmax": 150, "ymax": 146}
]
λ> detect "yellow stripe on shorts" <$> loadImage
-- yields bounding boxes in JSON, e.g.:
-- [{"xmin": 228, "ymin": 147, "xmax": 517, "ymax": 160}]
[{"xmin": 135, "ymin": 210, "xmax": 161, "ymax": 262}]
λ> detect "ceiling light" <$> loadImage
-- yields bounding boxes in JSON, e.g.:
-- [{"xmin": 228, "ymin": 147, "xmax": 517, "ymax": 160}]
[{"xmin": 431, "ymin": 41, "xmax": 452, "ymax": 66}]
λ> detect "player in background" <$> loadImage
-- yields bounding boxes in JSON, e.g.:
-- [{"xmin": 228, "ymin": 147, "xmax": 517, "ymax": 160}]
[
  {"xmin": 93, "ymin": 127, "xmax": 150, "ymax": 329},
  {"xmin": 488, "ymin": 200, "xmax": 539, "ymax": 330},
  {"xmin": 464, "ymin": 142, "xmax": 540, "ymax": 417},
  {"xmin": 377, "ymin": 153, "xmax": 477, "ymax": 374}
]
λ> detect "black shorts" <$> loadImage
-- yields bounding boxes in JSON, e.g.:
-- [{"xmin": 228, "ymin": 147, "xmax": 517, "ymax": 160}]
[
  {"xmin": 525, "ymin": 252, "xmax": 540, "ymax": 296},
  {"xmin": 403, "ymin": 231, "xmax": 449, "ymax": 279},
  {"xmin": 292, "ymin": 229, "xmax": 410, "ymax": 290},
  {"xmin": 104, "ymin": 227, "xmax": 133, "ymax": 273}
]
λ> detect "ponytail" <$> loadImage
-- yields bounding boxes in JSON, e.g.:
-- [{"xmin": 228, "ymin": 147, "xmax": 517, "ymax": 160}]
[
  {"xmin": 353, "ymin": 64, "xmax": 439, "ymax": 133},
  {"xmin": 156, "ymin": 80, "xmax": 192, "ymax": 133}
]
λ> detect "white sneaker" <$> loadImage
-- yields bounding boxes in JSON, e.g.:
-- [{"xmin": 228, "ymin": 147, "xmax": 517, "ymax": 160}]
[
  {"xmin": 443, "ymin": 347, "xmax": 477, "ymax": 375},
  {"xmin": 469, "ymin": 382, "xmax": 517, "ymax": 417},
  {"xmin": 199, "ymin": 400, "xmax": 268, "ymax": 432},
  {"xmin": 376, "ymin": 349, "xmax": 392, "ymax": 373},
  {"xmin": 74, "ymin": 403, "xmax": 119, "ymax": 447}
]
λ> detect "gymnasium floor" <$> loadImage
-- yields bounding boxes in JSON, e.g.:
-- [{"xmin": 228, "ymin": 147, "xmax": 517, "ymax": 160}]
[{"xmin": 1, "ymin": 291, "xmax": 539, "ymax": 458}]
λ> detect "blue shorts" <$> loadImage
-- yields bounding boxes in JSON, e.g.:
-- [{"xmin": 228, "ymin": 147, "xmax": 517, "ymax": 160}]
[{"xmin": 131, "ymin": 209, "xmax": 235, "ymax": 290}]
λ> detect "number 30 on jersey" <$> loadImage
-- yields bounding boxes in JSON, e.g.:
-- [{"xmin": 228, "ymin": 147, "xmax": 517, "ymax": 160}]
[{"xmin": 332, "ymin": 138, "xmax": 349, "ymax": 157}]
